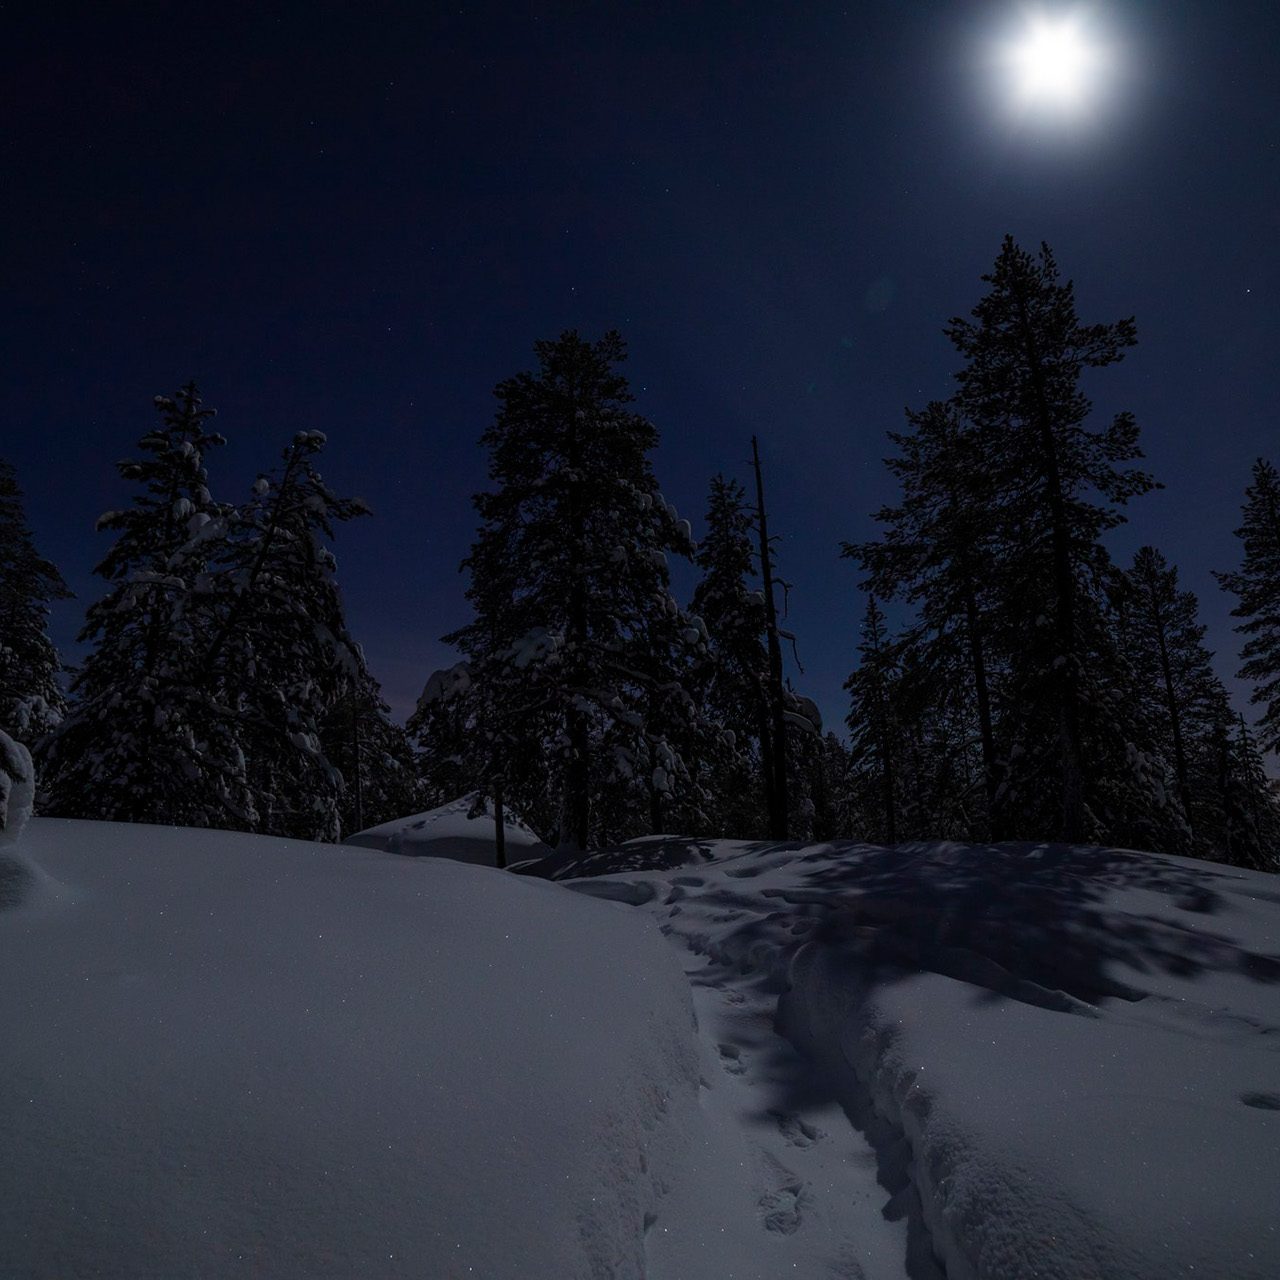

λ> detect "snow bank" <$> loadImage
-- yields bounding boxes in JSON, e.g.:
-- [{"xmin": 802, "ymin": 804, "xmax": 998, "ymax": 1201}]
[
  {"xmin": 573, "ymin": 838, "xmax": 1280, "ymax": 1280},
  {"xmin": 0, "ymin": 729, "xmax": 34, "ymax": 844},
  {"xmin": 0, "ymin": 818, "xmax": 701, "ymax": 1279},
  {"xmin": 344, "ymin": 792, "xmax": 550, "ymax": 865}
]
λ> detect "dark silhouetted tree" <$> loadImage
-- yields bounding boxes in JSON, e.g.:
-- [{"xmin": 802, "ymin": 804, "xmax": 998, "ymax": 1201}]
[
  {"xmin": 449, "ymin": 331, "xmax": 706, "ymax": 850},
  {"xmin": 945, "ymin": 237, "xmax": 1158, "ymax": 841},
  {"xmin": 1217, "ymin": 458, "xmax": 1280, "ymax": 756},
  {"xmin": 0, "ymin": 459, "xmax": 71, "ymax": 750}
]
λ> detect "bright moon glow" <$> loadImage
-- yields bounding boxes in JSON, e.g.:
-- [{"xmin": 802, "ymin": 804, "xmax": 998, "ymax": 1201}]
[{"xmin": 1004, "ymin": 12, "xmax": 1106, "ymax": 113}]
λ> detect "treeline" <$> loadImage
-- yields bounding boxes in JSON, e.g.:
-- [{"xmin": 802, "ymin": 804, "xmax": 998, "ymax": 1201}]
[{"xmin": 1, "ymin": 237, "xmax": 1278, "ymax": 867}]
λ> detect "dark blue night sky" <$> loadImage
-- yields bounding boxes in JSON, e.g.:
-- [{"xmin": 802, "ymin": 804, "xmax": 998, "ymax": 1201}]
[{"xmin": 4, "ymin": 1, "xmax": 1277, "ymax": 728}]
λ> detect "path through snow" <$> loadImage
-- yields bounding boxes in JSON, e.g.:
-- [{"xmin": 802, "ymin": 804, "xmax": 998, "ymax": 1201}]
[{"xmin": 573, "ymin": 857, "xmax": 932, "ymax": 1280}]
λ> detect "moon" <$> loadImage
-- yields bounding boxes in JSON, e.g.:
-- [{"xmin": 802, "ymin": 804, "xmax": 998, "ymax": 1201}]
[{"xmin": 1004, "ymin": 12, "xmax": 1106, "ymax": 113}]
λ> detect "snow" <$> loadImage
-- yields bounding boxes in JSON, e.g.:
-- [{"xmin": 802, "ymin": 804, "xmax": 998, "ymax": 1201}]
[
  {"xmin": 5, "ymin": 818, "xmax": 1278, "ymax": 1278},
  {"xmin": 548, "ymin": 837, "xmax": 1280, "ymax": 1280},
  {"xmin": 345, "ymin": 792, "xmax": 551, "ymax": 865},
  {"xmin": 0, "ymin": 818, "xmax": 718, "ymax": 1279},
  {"xmin": 0, "ymin": 730, "xmax": 33, "ymax": 844}
]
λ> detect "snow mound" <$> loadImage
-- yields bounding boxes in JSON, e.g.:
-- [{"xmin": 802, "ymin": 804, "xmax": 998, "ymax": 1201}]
[
  {"xmin": 524, "ymin": 833, "xmax": 740, "ymax": 880},
  {"xmin": 344, "ymin": 792, "xmax": 550, "ymax": 865},
  {"xmin": 0, "ymin": 729, "xmax": 34, "ymax": 845},
  {"xmin": 0, "ymin": 818, "xmax": 705, "ymax": 1279},
  {"xmin": 574, "ymin": 838, "xmax": 1280, "ymax": 1280}
]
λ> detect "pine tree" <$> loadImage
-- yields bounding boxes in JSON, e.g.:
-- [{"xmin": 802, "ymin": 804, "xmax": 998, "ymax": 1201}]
[
  {"xmin": 1207, "ymin": 712, "xmax": 1280, "ymax": 871},
  {"xmin": 690, "ymin": 474, "xmax": 769, "ymax": 837},
  {"xmin": 1216, "ymin": 458, "xmax": 1280, "ymax": 756},
  {"xmin": 945, "ymin": 237, "xmax": 1158, "ymax": 841},
  {"xmin": 449, "ymin": 331, "xmax": 707, "ymax": 850},
  {"xmin": 41, "ymin": 386, "xmax": 251, "ymax": 826},
  {"xmin": 1120, "ymin": 546, "xmax": 1227, "ymax": 838},
  {"xmin": 845, "ymin": 597, "xmax": 900, "ymax": 844},
  {"xmin": 751, "ymin": 436, "xmax": 791, "ymax": 838},
  {"xmin": 205, "ymin": 431, "xmax": 369, "ymax": 841},
  {"xmin": 321, "ymin": 665, "xmax": 423, "ymax": 838},
  {"xmin": 0, "ymin": 459, "xmax": 71, "ymax": 748},
  {"xmin": 847, "ymin": 401, "xmax": 1004, "ymax": 837}
]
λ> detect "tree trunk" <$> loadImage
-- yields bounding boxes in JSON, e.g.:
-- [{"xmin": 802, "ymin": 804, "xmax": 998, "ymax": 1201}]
[
  {"xmin": 1147, "ymin": 589, "xmax": 1193, "ymax": 834},
  {"xmin": 561, "ymin": 386, "xmax": 591, "ymax": 851},
  {"xmin": 960, "ymin": 571, "xmax": 1000, "ymax": 837},
  {"xmin": 752, "ymin": 436, "xmax": 789, "ymax": 840},
  {"xmin": 348, "ymin": 685, "xmax": 364, "ymax": 836},
  {"xmin": 493, "ymin": 777, "xmax": 507, "ymax": 869}
]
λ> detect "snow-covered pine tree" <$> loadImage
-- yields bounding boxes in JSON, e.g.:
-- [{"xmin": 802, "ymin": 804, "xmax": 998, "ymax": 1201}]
[
  {"xmin": 1119, "ymin": 546, "xmax": 1229, "ymax": 841},
  {"xmin": 946, "ymin": 237, "xmax": 1158, "ymax": 842},
  {"xmin": 203, "ymin": 431, "xmax": 369, "ymax": 841},
  {"xmin": 1205, "ymin": 711, "xmax": 1280, "ymax": 871},
  {"xmin": 750, "ymin": 436, "xmax": 791, "ymax": 838},
  {"xmin": 1216, "ymin": 458, "xmax": 1280, "ymax": 756},
  {"xmin": 450, "ymin": 330, "xmax": 707, "ymax": 850},
  {"xmin": 847, "ymin": 400, "xmax": 1005, "ymax": 838},
  {"xmin": 320, "ymin": 664, "xmax": 423, "ymax": 838},
  {"xmin": 0, "ymin": 459, "xmax": 71, "ymax": 748},
  {"xmin": 41, "ymin": 386, "xmax": 251, "ymax": 826},
  {"xmin": 690, "ymin": 474, "xmax": 770, "ymax": 837},
  {"xmin": 844, "ymin": 597, "xmax": 901, "ymax": 845}
]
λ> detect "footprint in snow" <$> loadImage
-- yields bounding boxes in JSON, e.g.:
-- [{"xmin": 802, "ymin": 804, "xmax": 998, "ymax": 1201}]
[
  {"xmin": 771, "ymin": 1111, "xmax": 824, "ymax": 1148},
  {"xmin": 717, "ymin": 1042, "xmax": 746, "ymax": 1074},
  {"xmin": 758, "ymin": 1182, "xmax": 806, "ymax": 1234}
]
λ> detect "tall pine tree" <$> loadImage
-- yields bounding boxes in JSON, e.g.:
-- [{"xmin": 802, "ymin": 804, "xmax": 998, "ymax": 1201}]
[
  {"xmin": 0, "ymin": 460, "xmax": 71, "ymax": 748},
  {"xmin": 42, "ymin": 386, "xmax": 251, "ymax": 826},
  {"xmin": 204, "ymin": 430, "xmax": 369, "ymax": 841},
  {"xmin": 449, "ymin": 331, "xmax": 707, "ymax": 850},
  {"xmin": 945, "ymin": 237, "xmax": 1158, "ymax": 841},
  {"xmin": 1216, "ymin": 458, "xmax": 1280, "ymax": 756},
  {"xmin": 690, "ymin": 474, "xmax": 770, "ymax": 837}
]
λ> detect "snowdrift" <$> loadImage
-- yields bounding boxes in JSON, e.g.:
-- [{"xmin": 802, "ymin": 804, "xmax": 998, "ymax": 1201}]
[
  {"xmin": 344, "ymin": 792, "xmax": 550, "ymax": 865},
  {"xmin": 0, "ymin": 819, "xmax": 698, "ymax": 1279},
  {"xmin": 571, "ymin": 837, "xmax": 1280, "ymax": 1280}
]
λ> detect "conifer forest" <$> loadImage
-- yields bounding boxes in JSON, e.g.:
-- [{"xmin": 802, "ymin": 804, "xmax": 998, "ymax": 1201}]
[{"xmin": 4, "ymin": 237, "xmax": 1278, "ymax": 870}]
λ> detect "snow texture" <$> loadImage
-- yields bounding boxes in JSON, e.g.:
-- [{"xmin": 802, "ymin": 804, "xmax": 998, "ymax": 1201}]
[
  {"xmin": 548, "ymin": 837, "xmax": 1280, "ymax": 1280},
  {"xmin": 0, "ymin": 818, "xmax": 716, "ymax": 1279},
  {"xmin": 344, "ymin": 792, "xmax": 550, "ymax": 865},
  {"xmin": 0, "ymin": 729, "xmax": 33, "ymax": 844},
  {"xmin": 6, "ymin": 818, "xmax": 1279, "ymax": 1279}
]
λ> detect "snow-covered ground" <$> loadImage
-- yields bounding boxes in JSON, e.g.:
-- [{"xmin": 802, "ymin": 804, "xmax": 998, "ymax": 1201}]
[
  {"xmin": 558, "ymin": 837, "xmax": 1280, "ymax": 1280},
  {"xmin": 344, "ymin": 792, "xmax": 550, "ymax": 864},
  {"xmin": 3, "ymin": 820, "xmax": 1278, "ymax": 1278}
]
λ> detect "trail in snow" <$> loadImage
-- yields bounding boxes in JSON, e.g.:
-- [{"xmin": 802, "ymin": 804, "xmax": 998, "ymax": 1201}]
[
  {"xmin": 574, "ymin": 860, "xmax": 934, "ymax": 1280},
  {"xmin": 564, "ymin": 837, "xmax": 1280, "ymax": 1280}
]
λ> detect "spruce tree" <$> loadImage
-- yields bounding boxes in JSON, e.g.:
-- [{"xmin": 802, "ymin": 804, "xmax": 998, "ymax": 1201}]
[
  {"xmin": 690, "ymin": 474, "xmax": 769, "ymax": 837},
  {"xmin": 848, "ymin": 401, "xmax": 1004, "ymax": 837},
  {"xmin": 945, "ymin": 237, "xmax": 1158, "ymax": 841},
  {"xmin": 1120, "ymin": 546, "xmax": 1227, "ymax": 838},
  {"xmin": 0, "ymin": 459, "xmax": 71, "ymax": 748},
  {"xmin": 844, "ymin": 597, "xmax": 900, "ymax": 844},
  {"xmin": 41, "ymin": 386, "xmax": 250, "ymax": 826},
  {"xmin": 321, "ymin": 665, "xmax": 423, "ymax": 838},
  {"xmin": 1216, "ymin": 458, "xmax": 1280, "ymax": 756},
  {"xmin": 450, "ymin": 330, "xmax": 706, "ymax": 850},
  {"xmin": 205, "ymin": 431, "xmax": 369, "ymax": 841}
]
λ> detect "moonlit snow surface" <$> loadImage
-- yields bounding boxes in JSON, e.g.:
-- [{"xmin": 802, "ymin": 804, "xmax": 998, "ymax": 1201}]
[
  {"xmin": 344, "ymin": 792, "xmax": 551, "ymax": 864},
  {"xmin": 556, "ymin": 836, "xmax": 1280, "ymax": 1280},
  {"xmin": 0, "ymin": 820, "xmax": 725, "ymax": 1279},
  {"xmin": 3, "ymin": 821, "xmax": 1279, "ymax": 1278}
]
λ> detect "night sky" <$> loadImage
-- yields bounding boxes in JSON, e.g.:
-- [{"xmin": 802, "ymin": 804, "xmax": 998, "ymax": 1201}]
[{"xmin": 4, "ymin": 1, "xmax": 1278, "ymax": 730}]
